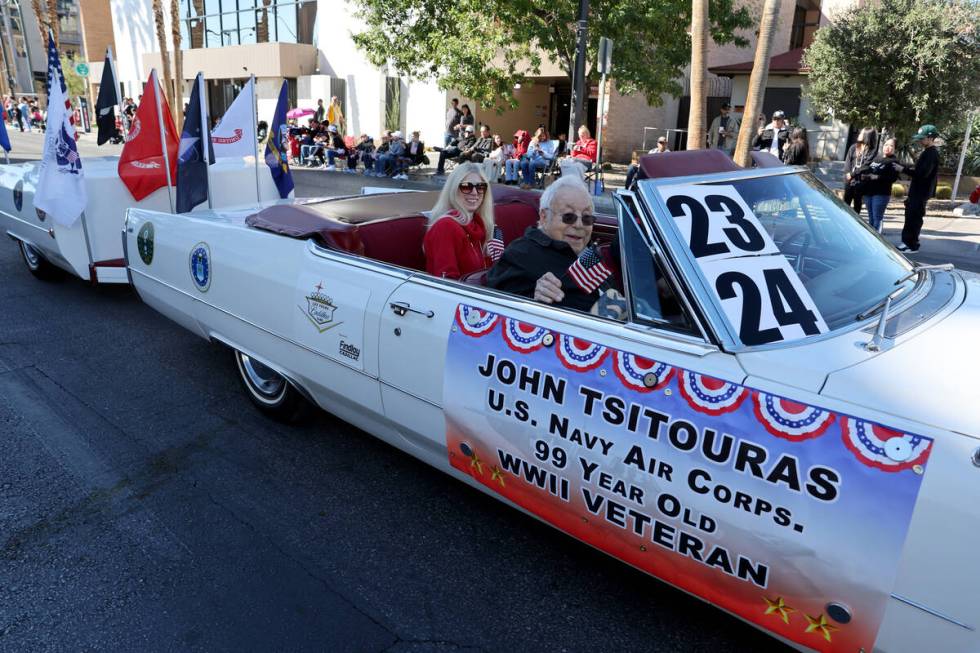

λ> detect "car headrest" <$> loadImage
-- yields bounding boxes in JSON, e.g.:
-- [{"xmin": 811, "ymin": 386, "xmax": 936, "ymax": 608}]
[{"xmin": 638, "ymin": 149, "xmax": 741, "ymax": 181}]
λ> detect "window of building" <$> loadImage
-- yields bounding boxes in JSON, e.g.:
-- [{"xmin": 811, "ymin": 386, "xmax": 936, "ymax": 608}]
[
  {"xmin": 789, "ymin": 0, "xmax": 821, "ymax": 50},
  {"xmin": 179, "ymin": 0, "xmax": 316, "ymax": 48}
]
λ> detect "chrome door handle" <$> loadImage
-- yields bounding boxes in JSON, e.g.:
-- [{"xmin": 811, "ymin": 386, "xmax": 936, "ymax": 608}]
[{"xmin": 390, "ymin": 301, "xmax": 434, "ymax": 318}]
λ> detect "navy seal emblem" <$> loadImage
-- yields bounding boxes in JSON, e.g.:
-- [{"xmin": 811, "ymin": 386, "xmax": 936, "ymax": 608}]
[
  {"xmin": 189, "ymin": 242, "xmax": 211, "ymax": 292},
  {"xmin": 137, "ymin": 222, "xmax": 155, "ymax": 265},
  {"xmin": 12, "ymin": 180, "xmax": 23, "ymax": 212}
]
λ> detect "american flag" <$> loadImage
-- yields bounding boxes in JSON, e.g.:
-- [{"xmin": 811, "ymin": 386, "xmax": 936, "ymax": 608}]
[
  {"xmin": 567, "ymin": 245, "xmax": 612, "ymax": 293},
  {"xmin": 44, "ymin": 31, "xmax": 73, "ymax": 122},
  {"xmin": 487, "ymin": 226, "xmax": 505, "ymax": 262}
]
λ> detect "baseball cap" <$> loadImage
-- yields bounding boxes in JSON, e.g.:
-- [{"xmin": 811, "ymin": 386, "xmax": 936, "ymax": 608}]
[
  {"xmin": 465, "ymin": 124, "xmax": 475, "ymax": 133},
  {"xmin": 657, "ymin": 136, "xmax": 668, "ymax": 143},
  {"xmin": 392, "ymin": 130, "xmax": 403, "ymax": 138},
  {"xmin": 721, "ymin": 102, "xmax": 731, "ymax": 109},
  {"xmin": 328, "ymin": 124, "xmax": 338, "ymax": 133},
  {"xmin": 772, "ymin": 110, "xmax": 786, "ymax": 119},
  {"xmin": 912, "ymin": 124, "xmax": 940, "ymax": 140}
]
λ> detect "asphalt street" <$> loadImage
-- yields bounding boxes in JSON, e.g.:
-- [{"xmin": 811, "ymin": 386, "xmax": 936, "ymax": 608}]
[
  {"xmin": 0, "ymin": 129, "xmax": 976, "ymax": 652},
  {"xmin": 0, "ymin": 144, "xmax": 790, "ymax": 650}
]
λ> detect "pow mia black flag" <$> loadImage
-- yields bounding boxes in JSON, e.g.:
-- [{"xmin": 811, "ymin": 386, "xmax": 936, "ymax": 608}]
[{"xmin": 95, "ymin": 50, "xmax": 120, "ymax": 145}]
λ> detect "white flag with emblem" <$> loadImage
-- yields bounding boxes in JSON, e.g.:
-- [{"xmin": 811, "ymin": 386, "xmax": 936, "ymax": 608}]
[
  {"xmin": 34, "ymin": 32, "xmax": 87, "ymax": 227},
  {"xmin": 210, "ymin": 77, "xmax": 256, "ymax": 159}
]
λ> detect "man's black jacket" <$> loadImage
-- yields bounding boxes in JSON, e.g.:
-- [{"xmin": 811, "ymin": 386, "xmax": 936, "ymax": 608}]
[{"xmin": 487, "ymin": 227, "xmax": 598, "ymax": 312}]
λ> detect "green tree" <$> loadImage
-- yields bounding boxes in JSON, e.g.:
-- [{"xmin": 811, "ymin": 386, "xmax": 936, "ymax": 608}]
[
  {"xmin": 348, "ymin": 0, "xmax": 750, "ymax": 111},
  {"xmin": 803, "ymin": 0, "xmax": 980, "ymax": 141}
]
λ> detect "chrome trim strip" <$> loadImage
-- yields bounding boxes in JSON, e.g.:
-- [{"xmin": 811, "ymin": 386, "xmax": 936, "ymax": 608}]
[
  {"xmin": 890, "ymin": 593, "xmax": 975, "ymax": 631},
  {"xmin": 2, "ymin": 210, "xmax": 51, "ymax": 236},
  {"xmin": 307, "ymin": 238, "xmax": 718, "ymax": 357},
  {"xmin": 129, "ymin": 268, "xmax": 380, "ymax": 380}
]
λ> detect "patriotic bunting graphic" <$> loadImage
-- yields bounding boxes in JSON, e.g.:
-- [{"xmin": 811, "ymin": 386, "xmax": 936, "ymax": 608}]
[
  {"xmin": 502, "ymin": 318, "xmax": 550, "ymax": 353},
  {"xmin": 556, "ymin": 335, "xmax": 609, "ymax": 372},
  {"xmin": 612, "ymin": 352, "xmax": 674, "ymax": 392},
  {"xmin": 456, "ymin": 305, "xmax": 499, "ymax": 337},
  {"xmin": 487, "ymin": 226, "xmax": 505, "ymax": 263},
  {"xmin": 679, "ymin": 371, "xmax": 748, "ymax": 415},
  {"xmin": 840, "ymin": 418, "xmax": 932, "ymax": 472},
  {"xmin": 753, "ymin": 392, "xmax": 835, "ymax": 442}
]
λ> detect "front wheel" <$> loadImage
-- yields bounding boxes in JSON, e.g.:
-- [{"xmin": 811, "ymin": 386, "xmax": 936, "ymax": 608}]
[
  {"xmin": 233, "ymin": 349, "xmax": 311, "ymax": 422},
  {"xmin": 19, "ymin": 241, "xmax": 63, "ymax": 281}
]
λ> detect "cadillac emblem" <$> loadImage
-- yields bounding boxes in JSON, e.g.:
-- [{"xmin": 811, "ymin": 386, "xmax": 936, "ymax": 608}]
[{"xmin": 299, "ymin": 281, "xmax": 342, "ymax": 333}]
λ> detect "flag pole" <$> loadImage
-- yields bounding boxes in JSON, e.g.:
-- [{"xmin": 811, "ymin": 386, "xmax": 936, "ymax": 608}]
[
  {"xmin": 107, "ymin": 46, "xmax": 128, "ymax": 133},
  {"xmin": 151, "ymin": 68, "xmax": 175, "ymax": 213},
  {"xmin": 250, "ymin": 74, "xmax": 261, "ymax": 204},
  {"xmin": 198, "ymin": 73, "xmax": 214, "ymax": 209}
]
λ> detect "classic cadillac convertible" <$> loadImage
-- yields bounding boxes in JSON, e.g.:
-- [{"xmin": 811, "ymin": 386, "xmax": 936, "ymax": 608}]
[{"xmin": 123, "ymin": 151, "xmax": 979, "ymax": 652}]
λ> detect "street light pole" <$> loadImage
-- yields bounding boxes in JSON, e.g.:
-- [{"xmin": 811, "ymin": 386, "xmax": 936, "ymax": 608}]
[{"xmin": 567, "ymin": 0, "xmax": 589, "ymax": 141}]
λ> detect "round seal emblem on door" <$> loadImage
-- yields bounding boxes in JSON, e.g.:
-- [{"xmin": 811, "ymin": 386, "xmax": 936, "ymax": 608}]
[
  {"xmin": 189, "ymin": 242, "xmax": 211, "ymax": 292},
  {"xmin": 12, "ymin": 180, "xmax": 24, "ymax": 212},
  {"xmin": 137, "ymin": 222, "xmax": 155, "ymax": 265}
]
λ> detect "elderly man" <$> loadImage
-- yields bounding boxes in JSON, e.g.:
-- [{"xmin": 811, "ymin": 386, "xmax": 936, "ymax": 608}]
[
  {"xmin": 487, "ymin": 175, "xmax": 600, "ymax": 311},
  {"xmin": 708, "ymin": 102, "xmax": 739, "ymax": 154}
]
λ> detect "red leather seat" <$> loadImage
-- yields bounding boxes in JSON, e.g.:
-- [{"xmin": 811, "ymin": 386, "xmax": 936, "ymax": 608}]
[
  {"xmin": 357, "ymin": 215, "xmax": 428, "ymax": 270},
  {"xmin": 638, "ymin": 149, "xmax": 740, "ymax": 180}
]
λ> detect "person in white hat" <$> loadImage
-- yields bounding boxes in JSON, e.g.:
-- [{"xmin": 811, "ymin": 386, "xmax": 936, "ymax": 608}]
[
  {"xmin": 374, "ymin": 130, "xmax": 406, "ymax": 177},
  {"xmin": 324, "ymin": 124, "xmax": 353, "ymax": 171}
]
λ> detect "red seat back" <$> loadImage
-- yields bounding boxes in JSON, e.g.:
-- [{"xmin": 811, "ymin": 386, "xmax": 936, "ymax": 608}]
[
  {"xmin": 638, "ymin": 149, "xmax": 740, "ymax": 180},
  {"xmin": 357, "ymin": 215, "xmax": 429, "ymax": 270}
]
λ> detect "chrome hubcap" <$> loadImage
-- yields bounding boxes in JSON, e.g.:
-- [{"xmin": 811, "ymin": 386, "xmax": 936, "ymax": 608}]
[{"xmin": 239, "ymin": 354, "xmax": 286, "ymax": 398}]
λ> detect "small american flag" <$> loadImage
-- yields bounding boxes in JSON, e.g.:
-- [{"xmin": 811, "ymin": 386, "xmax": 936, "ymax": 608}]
[
  {"xmin": 487, "ymin": 226, "xmax": 505, "ymax": 262},
  {"xmin": 567, "ymin": 245, "xmax": 612, "ymax": 293}
]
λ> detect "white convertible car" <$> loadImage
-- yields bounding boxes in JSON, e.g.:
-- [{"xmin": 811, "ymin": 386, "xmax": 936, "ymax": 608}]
[
  {"xmin": 0, "ymin": 156, "xmax": 278, "ymax": 283},
  {"xmin": 123, "ymin": 150, "xmax": 979, "ymax": 652}
]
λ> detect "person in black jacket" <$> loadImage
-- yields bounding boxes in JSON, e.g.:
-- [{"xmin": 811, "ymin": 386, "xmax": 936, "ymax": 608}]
[
  {"xmin": 842, "ymin": 127, "xmax": 877, "ymax": 214},
  {"xmin": 856, "ymin": 137, "xmax": 901, "ymax": 232},
  {"xmin": 487, "ymin": 176, "xmax": 599, "ymax": 312},
  {"xmin": 781, "ymin": 128, "xmax": 809, "ymax": 165},
  {"xmin": 897, "ymin": 124, "xmax": 941, "ymax": 252},
  {"xmin": 752, "ymin": 110, "xmax": 790, "ymax": 157}
]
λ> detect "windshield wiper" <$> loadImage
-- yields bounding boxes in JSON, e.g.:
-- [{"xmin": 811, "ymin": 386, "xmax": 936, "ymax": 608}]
[{"xmin": 858, "ymin": 263, "xmax": 953, "ymax": 352}]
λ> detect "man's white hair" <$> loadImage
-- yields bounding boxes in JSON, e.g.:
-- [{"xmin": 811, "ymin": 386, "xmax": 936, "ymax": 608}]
[{"xmin": 540, "ymin": 172, "xmax": 592, "ymax": 214}]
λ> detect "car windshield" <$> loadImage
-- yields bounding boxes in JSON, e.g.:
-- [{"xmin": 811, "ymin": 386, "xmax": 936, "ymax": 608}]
[{"xmin": 644, "ymin": 170, "xmax": 914, "ymax": 346}]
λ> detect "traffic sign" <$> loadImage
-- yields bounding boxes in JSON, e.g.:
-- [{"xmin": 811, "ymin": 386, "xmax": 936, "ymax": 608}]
[{"xmin": 74, "ymin": 62, "xmax": 90, "ymax": 77}]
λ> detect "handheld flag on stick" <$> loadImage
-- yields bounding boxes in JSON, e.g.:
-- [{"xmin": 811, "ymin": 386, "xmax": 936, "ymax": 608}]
[
  {"xmin": 487, "ymin": 226, "xmax": 505, "ymax": 262},
  {"xmin": 567, "ymin": 245, "xmax": 612, "ymax": 294},
  {"xmin": 33, "ymin": 31, "xmax": 87, "ymax": 227},
  {"xmin": 264, "ymin": 80, "xmax": 294, "ymax": 199},
  {"xmin": 211, "ymin": 77, "xmax": 256, "ymax": 159},
  {"xmin": 118, "ymin": 71, "xmax": 178, "ymax": 202},
  {"xmin": 95, "ymin": 48, "xmax": 120, "ymax": 145},
  {"xmin": 176, "ymin": 73, "xmax": 214, "ymax": 213}
]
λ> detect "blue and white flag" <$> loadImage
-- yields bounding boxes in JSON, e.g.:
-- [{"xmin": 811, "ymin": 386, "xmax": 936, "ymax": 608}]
[
  {"xmin": 34, "ymin": 32, "xmax": 86, "ymax": 226},
  {"xmin": 176, "ymin": 73, "xmax": 214, "ymax": 213},
  {"xmin": 264, "ymin": 80, "xmax": 294, "ymax": 199}
]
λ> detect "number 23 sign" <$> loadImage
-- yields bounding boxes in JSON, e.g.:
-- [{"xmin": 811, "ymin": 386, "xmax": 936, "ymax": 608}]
[{"xmin": 658, "ymin": 184, "xmax": 828, "ymax": 346}]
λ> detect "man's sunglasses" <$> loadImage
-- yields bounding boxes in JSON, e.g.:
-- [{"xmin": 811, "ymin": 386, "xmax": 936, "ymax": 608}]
[
  {"xmin": 458, "ymin": 182, "xmax": 488, "ymax": 194},
  {"xmin": 558, "ymin": 212, "xmax": 596, "ymax": 226}
]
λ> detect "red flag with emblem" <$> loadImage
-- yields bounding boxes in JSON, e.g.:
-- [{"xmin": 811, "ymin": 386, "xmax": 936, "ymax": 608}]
[{"xmin": 118, "ymin": 71, "xmax": 178, "ymax": 201}]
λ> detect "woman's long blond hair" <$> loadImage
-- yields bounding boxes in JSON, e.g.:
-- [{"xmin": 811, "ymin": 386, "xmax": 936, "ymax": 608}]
[{"xmin": 430, "ymin": 162, "xmax": 496, "ymax": 247}]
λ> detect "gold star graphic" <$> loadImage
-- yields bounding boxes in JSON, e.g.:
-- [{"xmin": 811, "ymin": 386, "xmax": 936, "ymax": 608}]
[
  {"xmin": 804, "ymin": 613, "xmax": 838, "ymax": 642},
  {"xmin": 763, "ymin": 596, "xmax": 796, "ymax": 625},
  {"xmin": 489, "ymin": 465, "xmax": 506, "ymax": 487},
  {"xmin": 469, "ymin": 452, "xmax": 484, "ymax": 475}
]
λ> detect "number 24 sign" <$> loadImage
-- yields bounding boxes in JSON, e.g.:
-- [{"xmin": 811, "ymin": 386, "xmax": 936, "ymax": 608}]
[{"xmin": 658, "ymin": 184, "xmax": 828, "ymax": 345}]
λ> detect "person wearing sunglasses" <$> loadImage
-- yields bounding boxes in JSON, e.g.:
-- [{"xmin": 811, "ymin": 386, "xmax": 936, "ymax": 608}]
[
  {"xmin": 424, "ymin": 163, "xmax": 498, "ymax": 280},
  {"xmin": 487, "ymin": 175, "xmax": 601, "ymax": 312}
]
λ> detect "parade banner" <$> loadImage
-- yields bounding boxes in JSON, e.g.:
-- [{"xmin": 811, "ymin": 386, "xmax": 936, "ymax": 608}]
[{"xmin": 444, "ymin": 304, "xmax": 932, "ymax": 652}]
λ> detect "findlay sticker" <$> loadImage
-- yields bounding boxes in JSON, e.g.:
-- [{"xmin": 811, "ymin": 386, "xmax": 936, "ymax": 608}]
[
  {"xmin": 299, "ymin": 280, "xmax": 343, "ymax": 333},
  {"xmin": 189, "ymin": 242, "xmax": 211, "ymax": 292},
  {"xmin": 137, "ymin": 222, "xmax": 155, "ymax": 265}
]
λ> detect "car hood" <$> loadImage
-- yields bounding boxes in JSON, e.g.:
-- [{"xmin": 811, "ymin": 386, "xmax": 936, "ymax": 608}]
[{"xmin": 820, "ymin": 271, "xmax": 980, "ymax": 438}]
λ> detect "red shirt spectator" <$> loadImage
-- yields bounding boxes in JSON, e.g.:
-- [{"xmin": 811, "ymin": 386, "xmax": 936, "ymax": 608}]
[
  {"xmin": 571, "ymin": 126, "xmax": 597, "ymax": 163},
  {"xmin": 424, "ymin": 210, "xmax": 491, "ymax": 279},
  {"xmin": 970, "ymin": 184, "xmax": 980, "ymax": 204}
]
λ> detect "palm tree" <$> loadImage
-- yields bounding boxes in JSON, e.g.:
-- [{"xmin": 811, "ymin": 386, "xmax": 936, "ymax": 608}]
[
  {"xmin": 152, "ymin": 0, "xmax": 175, "ymax": 120},
  {"xmin": 46, "ymin": 0, "xmax": 59, "ymax": 49},
  {"xmin": 733, "ymin": 0, "xmax": 781, "ymax": 166},
  {"xmin": 686, "ymin": 0, "xmax": 709, "ymax": 150},
  {"xmin": 170, "ymin": 0, "xmax": 184, "ymax": 131}
]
